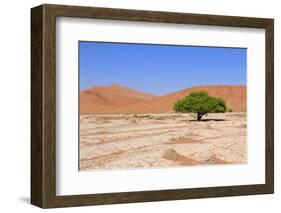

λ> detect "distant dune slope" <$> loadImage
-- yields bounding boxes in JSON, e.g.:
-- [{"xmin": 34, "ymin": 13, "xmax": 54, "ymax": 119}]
[
  {"xmin": 80, "ymin": 84, "xmax": 157, "ymax": 114},
  {"xmin": 80, "ymin": 84, "xmax": 246, "ymax": 114}
]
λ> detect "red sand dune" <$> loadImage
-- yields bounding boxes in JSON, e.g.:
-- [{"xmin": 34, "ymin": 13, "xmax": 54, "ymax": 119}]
[
  {"xmin": 80, "ymin": 84, "xmax": 246, "ymax": 114},
  {"xmin": 80, "ymin": 84, "xmax": 156, "ymax": 114}
]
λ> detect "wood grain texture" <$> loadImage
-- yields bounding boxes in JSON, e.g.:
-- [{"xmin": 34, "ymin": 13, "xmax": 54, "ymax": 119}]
[
  {"xmin": 265, "ymin": 20, "xmax": 274, "ymax": 193},
  {"xmin": 31, "ymin": 4, "xmax": 274, "ymax": 208},
  {"xmin": 31, "ymin": 5, "xmax": 43, "ymax": 207}
]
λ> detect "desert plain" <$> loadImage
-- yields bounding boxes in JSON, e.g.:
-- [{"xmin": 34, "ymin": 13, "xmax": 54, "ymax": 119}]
[
  {"xmin": 80, "ymin": 112, "xmax": 247, "ymax": 171},
  {"xmin": 79, "ymin": 84, "xmax": 247, "ymax": 171}
]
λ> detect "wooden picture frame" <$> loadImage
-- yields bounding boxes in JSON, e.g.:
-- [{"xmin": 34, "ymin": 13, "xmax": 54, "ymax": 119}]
[{"xmin": 31, "ymin": 4, "xmax": 274, "ymax": 208}]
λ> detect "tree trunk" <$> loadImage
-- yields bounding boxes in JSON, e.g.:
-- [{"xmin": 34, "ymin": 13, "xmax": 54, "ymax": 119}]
[
  {"xmin": 197, "ymin": 113, "xmax": 201, "ymax": 121},
  {"xmin": 197, "ymin": 113, "xmax": 204, "ymax": 121}
]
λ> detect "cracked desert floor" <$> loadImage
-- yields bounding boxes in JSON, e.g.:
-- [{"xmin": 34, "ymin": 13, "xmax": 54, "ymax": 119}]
[{"xmin": 79, "ymin": 113, "xmax": 247, "ymax": 171}]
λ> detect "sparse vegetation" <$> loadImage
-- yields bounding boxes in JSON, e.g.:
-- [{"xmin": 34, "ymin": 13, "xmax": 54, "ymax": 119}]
[
  {"xmin": 228, "ymin": 108, "xmax": 233, "ymax": 112},
  {"xmin": 133, "ymin": 114, "xmax": 153, "ymax": 119},
  {"xmin": 154, "ymin": 116, "xmax": 166, "ymax": 120},
  {"xmin": 173, "ymin": 92, "xmax": 227, "ymax": 121}
]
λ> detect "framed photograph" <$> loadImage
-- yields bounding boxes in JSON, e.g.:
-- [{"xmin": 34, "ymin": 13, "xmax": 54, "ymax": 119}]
[{"xmin": 31, "ymin": 4, "xmax": 274, "ymax": 208}]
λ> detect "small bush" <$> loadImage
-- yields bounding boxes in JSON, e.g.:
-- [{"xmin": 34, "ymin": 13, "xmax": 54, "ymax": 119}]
[
  {"xmin": 133, "ymin": 114, "xmax": 153, "ymax": 119},
  {"xmin": 228, "ymin": 108, "xmax": 233, "ymax": 112}
]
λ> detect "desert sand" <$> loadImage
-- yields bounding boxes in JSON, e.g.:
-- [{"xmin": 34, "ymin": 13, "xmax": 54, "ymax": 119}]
[
  {"xmin": 80, "ymin": 112, "xmax": 247, "ymax": 171},
  {"xmin": 80, "ymin": 84, "xmax": 246, "ymax": 114}
]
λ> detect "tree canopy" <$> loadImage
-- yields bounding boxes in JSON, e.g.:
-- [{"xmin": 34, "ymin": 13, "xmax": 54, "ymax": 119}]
[{"xmin": 173, "ymin": 92, "xmax": 227, "ymax": 121}]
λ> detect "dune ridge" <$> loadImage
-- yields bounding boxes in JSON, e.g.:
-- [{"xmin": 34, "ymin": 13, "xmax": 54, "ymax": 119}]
[{"xmin": 80, "ymin": 84, "xmax": 246, "ymax": 114}]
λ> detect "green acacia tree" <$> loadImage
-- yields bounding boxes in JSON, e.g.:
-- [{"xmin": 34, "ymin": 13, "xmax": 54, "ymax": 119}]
[{"xmin": 173, "ymin": 92, "xmax": 227, "ymax": 121}]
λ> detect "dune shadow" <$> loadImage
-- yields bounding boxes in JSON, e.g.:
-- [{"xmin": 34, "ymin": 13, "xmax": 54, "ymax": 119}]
[{"xmin": 189, "ymin": 119, "xmax": 226, "ymax": 122}]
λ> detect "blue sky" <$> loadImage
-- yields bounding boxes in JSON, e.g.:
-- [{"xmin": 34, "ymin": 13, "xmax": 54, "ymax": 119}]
[{"xmin": 79, "ymin": 41, "xmax": 246, "ymax": 96}]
